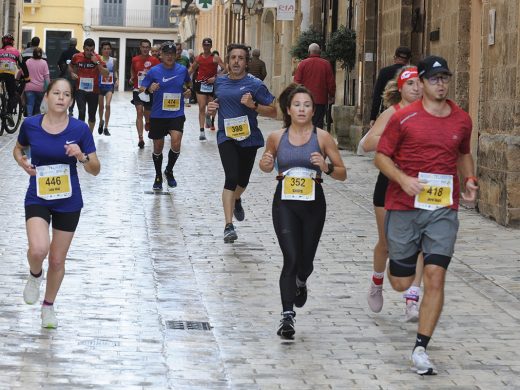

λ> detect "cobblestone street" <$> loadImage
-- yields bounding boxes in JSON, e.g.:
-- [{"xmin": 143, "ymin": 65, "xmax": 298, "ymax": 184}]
[{"xmin": 0, "ymin": 92, "xmax": 519, "ymax": 389}]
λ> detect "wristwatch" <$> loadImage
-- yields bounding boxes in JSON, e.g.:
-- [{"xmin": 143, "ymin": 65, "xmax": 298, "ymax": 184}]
[
  {"xmin": 254, "ymin": 101, "xmax": 259, "ymax": 110},
  {"xmin": 79, "ymin": 154, "xmax": 90, "ymax": 164}
]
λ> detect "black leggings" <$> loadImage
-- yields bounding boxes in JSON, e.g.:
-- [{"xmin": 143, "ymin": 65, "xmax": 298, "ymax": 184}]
[
  {"xmin": 218, "ymin": 141, "xmax": 258, "ymax": 191},
  {"xmin": 75, "ymin": 90, "xmax": 99, "ymax": 123},
  {"xmin": 272, "ymin": 181, "xmax": 326, "ymax": 311},
  {"xmin": 0, "ymin": 73, "xmax": 17, "ymax": 112}
]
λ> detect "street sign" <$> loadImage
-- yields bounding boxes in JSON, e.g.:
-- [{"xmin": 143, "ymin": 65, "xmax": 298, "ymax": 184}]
[{"xmin": 195, "ymin": 0, "xmax": 215, "ymax": 11}]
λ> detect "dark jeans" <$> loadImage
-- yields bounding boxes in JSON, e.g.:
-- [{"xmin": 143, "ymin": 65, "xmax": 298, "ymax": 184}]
[
  {"xmin": 0, "ymin": 73, "xmax": 17, "ymax": 113},
  {"xmin": 312, "ymin": 104, "xmax": 327, "ymax": 129}
]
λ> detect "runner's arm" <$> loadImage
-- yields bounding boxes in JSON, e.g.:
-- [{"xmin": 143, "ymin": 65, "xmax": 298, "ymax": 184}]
[
  {"xmin": 363, "ymin": 107, "xmax": 395, "ymax": 152},
  {"xmin": 188, "ymin": 60, "xmax": 198, "ymax": 77},
  {"xmin": 17, "ymin": 56, "xmax": 29, "ymax": 79},
  {"xmin": 458, "ymin": 153, "xmax": 478, "ymax": 201},
  {"xmin": 13, "ymin": 141, "xmax": 36, "ymax": 176},
  {"xmin": 259, "ymin": 132, "xmax": 279, "ymax": 173},
  {"xmin": 375, "ymin": 152, "xmax": 423, "ymax": 196},
  {"xmin": 319, "ymin": 130, "xmax": 346, "ymax": 181}
]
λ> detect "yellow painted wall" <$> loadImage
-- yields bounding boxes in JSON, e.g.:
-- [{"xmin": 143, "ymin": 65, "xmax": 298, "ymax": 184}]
[{"xmin": 23, "ymin": 0, "xmax": 84, "ymax": 44}]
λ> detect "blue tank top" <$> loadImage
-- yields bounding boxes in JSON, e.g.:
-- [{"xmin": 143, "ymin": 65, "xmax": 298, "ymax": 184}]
[{"xmin": 276, "ymin": 127, "xmax": 322, "ymax": 175}]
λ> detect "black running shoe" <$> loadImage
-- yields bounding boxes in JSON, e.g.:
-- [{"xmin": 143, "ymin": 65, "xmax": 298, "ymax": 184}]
[
  {"xmin": 294, "ymin": 285, "xmax": 308, "ymax": 308},
  {"xmin": 153, "ymin": 175, "xmax": 163, "ymax": 191},
  {"xmin": 164, "ymin": 170, "xmax": 177, "ymax": 188},
  {"xmin": 138, "ymin": 139, "xmax": 145, "ymax": 149},
  {"xmin": 103, "ymin": 128, "xmax": 111, "ymax": 136},
  {"xmin": 98, "ymin": 120, "xmax": 104, "ymax": 135},
  {"xmin": 223, "ymin": 223, "xmax": 237, "ymax": 243},
  {"xmin": 233, "ymin": 198, "xmax": 245, "ymax": 221},
  {"xmin": 277, "ymin": 311, "xmax": 296, "ymax": 339}
]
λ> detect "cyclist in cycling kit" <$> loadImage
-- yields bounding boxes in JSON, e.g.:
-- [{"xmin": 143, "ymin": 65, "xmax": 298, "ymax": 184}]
[{"xmin": 0, "ymin": 34, "xmax": 29, "ymax": 122}]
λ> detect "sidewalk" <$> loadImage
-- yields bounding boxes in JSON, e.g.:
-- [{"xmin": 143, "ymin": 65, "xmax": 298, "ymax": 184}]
[{"xmin": 0, "ymin": 91, "xmax": 518, "ymax": 389}]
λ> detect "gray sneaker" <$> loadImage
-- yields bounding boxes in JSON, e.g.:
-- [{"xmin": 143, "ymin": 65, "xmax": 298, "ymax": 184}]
[
  {"xmin": 23, "ymin": 272, "xmax": 44, "ymax": 305},
  {"xmin": 405, "ymin": 300, "xmax": 420, "ymax": 322},
  {"xmin": 41, "ymin": 305, "xmax": 58, "ymax": 329},
  {"xmin": 367, "ymin": 281, "xmax": 383, "ymax": 313},
  {"xmin": 411, "ymin": 346, "xmax": 436, "ymax": 375}
]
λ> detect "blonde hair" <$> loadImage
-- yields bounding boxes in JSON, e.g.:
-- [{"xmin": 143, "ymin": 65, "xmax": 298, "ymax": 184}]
[{"xmin": 382, "ymin": 65, "xmax": 417, "ymax": 108}]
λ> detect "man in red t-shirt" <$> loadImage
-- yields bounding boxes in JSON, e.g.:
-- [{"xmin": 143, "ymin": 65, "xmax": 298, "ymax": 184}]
[
  {"xmin": 375, "ymin": 55, "xmax": 478, "ymax": 376},
  {"xmin": 130, "ymin": 39, "xmax": 160, "ymax": 149},
  {"xmin": 189, "ymin": 37, "xmax": 225, "ymax": 141},
  {"xmin": 293, "ymin": 43, "xmax": 335, "ymax": 129},
  {"xmin": 69, "ymin": 38, "xmax": 108, "ymax": 132}
]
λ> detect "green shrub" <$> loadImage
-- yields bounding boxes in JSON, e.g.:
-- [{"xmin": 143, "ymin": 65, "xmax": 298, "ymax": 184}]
[
  {"xmin": 326, "ymin": 26, "xmax": 356, "ymax": 70},
  {"xmin": 290, "ymin": 28, "xmax": 325, "ymax": 61}
]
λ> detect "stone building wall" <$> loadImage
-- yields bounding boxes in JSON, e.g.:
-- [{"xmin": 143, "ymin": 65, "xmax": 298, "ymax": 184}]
[{"xmin": 477, "ymin": 0, "xmax": 520, "ymax": 226}]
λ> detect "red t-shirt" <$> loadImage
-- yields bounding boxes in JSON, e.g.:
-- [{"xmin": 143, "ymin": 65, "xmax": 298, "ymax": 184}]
[
  {"xmin": 377, "ymin": 99, "xmax": 472, "ymax": 211},
  {"xmin": 195, "ymin": 54, "xmax": 217, "ymax": 81},
  {"xmin": 131, "ymin": 55, "xmax": 160, "ymax": 90},
  {"xmin": 71, "ymin": 52, "xmax": 106, "ymax": 93}
]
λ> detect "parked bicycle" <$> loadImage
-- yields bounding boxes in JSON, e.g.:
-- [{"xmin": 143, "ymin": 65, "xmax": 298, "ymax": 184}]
[{"xmin": 0, "ymin": 78, "xmax": 25, "ymax": 136}]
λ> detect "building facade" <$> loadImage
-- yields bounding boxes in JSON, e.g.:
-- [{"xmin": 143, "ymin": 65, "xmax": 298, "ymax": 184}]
[
  {"xmin": 22, "ymin": 0, "xmax": 83, "ymax": 78},
  {"xmin": 351, "ymin": 0, "xmax": 520, "ymax": 227},
  {"xmin": 183, "ymin": 0, "xmax": 309, "ymax": 101},
  {"xmin": 1, "ymin": 0, "xmax": 23, "ymax": 47},
  {"xmin": 84, "ymin": 0, "xmax": 179, "ymax": 91}
]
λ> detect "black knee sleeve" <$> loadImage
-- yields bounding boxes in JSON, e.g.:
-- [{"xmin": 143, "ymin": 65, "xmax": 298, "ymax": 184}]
[
  {"xmin": 389, "ymin": 252, "xmax": 420, "ymax": 277},
  {"xmin": 423, "ymin": 253, "xmax": 451, "ymax": 269}
]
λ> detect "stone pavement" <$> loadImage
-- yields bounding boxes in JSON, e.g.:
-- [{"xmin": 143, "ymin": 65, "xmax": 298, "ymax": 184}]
[{"xmin": 0, "ymin": 92, "xmax": 519, "ymax": 389}]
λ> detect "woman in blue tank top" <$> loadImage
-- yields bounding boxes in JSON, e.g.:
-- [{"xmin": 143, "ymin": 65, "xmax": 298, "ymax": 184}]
[{"xmin": 259, "ymin": 84, "xmax": 346, "ymax": 339}]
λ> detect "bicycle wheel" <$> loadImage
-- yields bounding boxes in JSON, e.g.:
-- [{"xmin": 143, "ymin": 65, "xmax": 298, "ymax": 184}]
[{"xmin": 4, "ymin": 100, "xmax": 24, "ymax": 134}]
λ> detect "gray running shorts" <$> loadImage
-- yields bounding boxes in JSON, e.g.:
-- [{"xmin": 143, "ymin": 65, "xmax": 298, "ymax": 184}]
[{"xmin": 384, "ymin": 208, "xmax": 459, "ymax": 260}]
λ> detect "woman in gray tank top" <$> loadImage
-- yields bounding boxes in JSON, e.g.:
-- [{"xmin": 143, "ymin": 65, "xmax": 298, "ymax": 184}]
[{"xmin": 259, "ymin": 84, "xmax": 346, "ymax": 339}]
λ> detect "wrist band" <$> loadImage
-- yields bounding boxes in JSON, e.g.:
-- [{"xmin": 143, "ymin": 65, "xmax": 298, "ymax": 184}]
[
  {"xmin": 464, "ymin": 176, "xmax": 478, "ymax": 185},
  {"xmin": 325, "ymin": 163, "xmax": 334, "ymax": 175}
]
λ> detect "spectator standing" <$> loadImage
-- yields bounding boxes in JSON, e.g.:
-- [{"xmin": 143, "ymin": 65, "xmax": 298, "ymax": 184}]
[
  {"xmin": 24, "ymin": 47, "xmax": 50, "ymax": 116},
  {"xmin": 248, "ymin": 48, "xmax": 267, "ymax": 81},
  {"xmin": 57, "ymin": 38, "xmax": 80, "ymax": 116},
  {"xmin": 293, "ymin": 43, "xmax": 335, "ymax": 129},
  {"xmin": 369, "ymin": 46, "xmax": 411, "ymax": 127},
  {"xmin": 22, "ymin": 36, "xmax": 47, "ymax": 63}
]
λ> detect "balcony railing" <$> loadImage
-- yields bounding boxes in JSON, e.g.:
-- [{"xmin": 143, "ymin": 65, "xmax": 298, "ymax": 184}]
[{"xmin": 91, "ymin": 8, "xmax": 177, "ymax": 29}]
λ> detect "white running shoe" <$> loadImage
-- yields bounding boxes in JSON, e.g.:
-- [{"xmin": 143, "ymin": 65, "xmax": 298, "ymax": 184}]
[
  {"xmin": 367, "ymin": 281, "xmax": 383, "ymax": 312},
  {"xmin": 23, "ymin": 272, "xmax": 43, "ymax": 305},
  {"xmin": 405, "ymin": 300, "xmax": 420, "ymax": 322},
  {"xmin": 41, "ymin": 305, "xmax": 58, "ymax": 329},
  {"xmin": 411, "ymin": 346, "xmax": 436, "ymax": 375}
]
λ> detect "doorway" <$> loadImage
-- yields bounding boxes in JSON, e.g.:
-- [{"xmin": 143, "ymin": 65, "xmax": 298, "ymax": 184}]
[{"xmin": 45, "ymin": 30, "xmax": 72, "ymax": 79}]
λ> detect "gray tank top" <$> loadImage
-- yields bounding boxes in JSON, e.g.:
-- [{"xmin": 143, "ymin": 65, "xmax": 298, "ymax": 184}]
[{"xmin": 276, "ymin": 127, "xmax": 322, "ymax": 175}]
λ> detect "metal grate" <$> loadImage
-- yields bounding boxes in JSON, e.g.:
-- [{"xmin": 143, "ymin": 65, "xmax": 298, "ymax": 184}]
[
  {"xmin": 143, "ymin": 191, "xmax": 170, "ymax": 195},
  {"xmin": 165, "ymin": 320, "xmax": 212, "ymax": 331}
]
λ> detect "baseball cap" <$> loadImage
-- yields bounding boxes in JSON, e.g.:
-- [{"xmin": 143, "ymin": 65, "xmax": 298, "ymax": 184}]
[
  {"xmin": 417, "ymin": 55, "xmax": 452, "ymax": 78},
  {"xmin": 202, "ymin": 38, "xmax": 212, "ymax": 45},
  {"xmin": 161, "ymin": 41, "xmax": 176, "ymax": 53}
]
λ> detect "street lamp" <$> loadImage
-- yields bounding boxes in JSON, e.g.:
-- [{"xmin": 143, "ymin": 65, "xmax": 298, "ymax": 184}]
[
  {"xmin": 232, "ymin": 0, "xmax": 256, "ymax": 15},
  {"xmin": 169, "ymin": 7, "xmax": 179, "ymax": 25},
  {"xmin": 232, "ymin": 0, "xmax": 243, "ymax": 15}
]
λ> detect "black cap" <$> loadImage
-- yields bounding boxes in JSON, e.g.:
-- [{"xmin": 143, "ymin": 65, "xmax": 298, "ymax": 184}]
[
  {"xmin": 418, "ymin": 55, "xmax": 452, "ymax": 78},
  {"xmin": 202, "ymin": 38, "xmax": 212, "ymax": 45},
  {"xmin": 161, "ymin": 41, "xmax": 176, "ymax": 53},
  {"xmin": 394, "ymin": 46, "xmax": 411, "ymax": 60}
]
